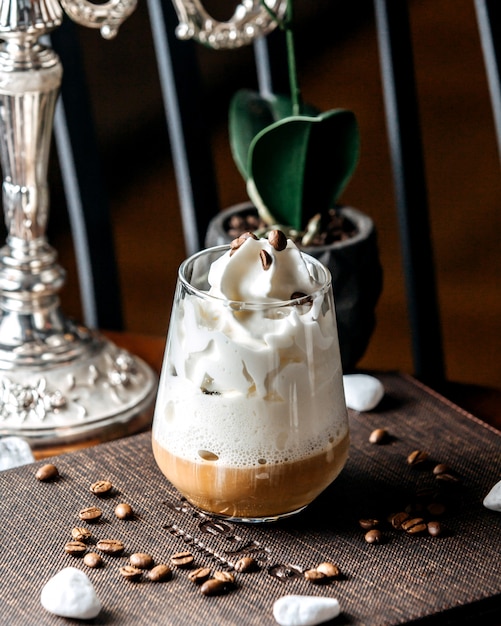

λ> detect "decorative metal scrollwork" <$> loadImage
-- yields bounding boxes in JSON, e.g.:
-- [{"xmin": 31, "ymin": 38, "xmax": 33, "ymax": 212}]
[
  {"xmin": 171, "ymin": 0, "xmax": 288, "ymax": 49},
  {"xmin": 59, "ymin": 0, "xmax": 137, "ymax": 39}
]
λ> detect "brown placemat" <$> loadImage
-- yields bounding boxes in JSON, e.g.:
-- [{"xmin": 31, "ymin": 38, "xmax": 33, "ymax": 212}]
[{"xmin": 1, "ymin": 372, "xmax": 500, "ymax": 625}]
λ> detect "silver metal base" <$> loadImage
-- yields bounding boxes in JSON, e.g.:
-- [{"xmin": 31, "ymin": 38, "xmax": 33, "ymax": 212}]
[{"xmin": 0, "ymin": 325, "xmax": 157, "ymax": 450}]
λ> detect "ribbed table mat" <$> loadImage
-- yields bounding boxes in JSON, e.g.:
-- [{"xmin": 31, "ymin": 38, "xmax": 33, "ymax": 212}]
[{"xmin": 1, "ymin": 373, "xmax": 500, "ymax": 625}]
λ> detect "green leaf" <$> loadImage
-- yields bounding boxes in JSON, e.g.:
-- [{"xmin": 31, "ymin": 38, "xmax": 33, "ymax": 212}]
[
  {"xmin": 248, "ymin": 109, "xmax": 359, "ymax": 231},
  {"xmin": 229, "ymin": 89, "xmax": 319, "ymax": 180}
]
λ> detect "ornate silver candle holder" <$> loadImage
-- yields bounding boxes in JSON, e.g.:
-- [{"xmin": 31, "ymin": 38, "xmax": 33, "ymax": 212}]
[{"xmin": 0, "ymin": 0, "xmax": 157, "ymax": 451}]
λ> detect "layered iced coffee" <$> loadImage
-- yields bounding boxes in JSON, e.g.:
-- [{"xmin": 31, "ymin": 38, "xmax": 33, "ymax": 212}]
[{"xmin": 152, "ymin": 231, "xmax": 349, "ymax": 521}]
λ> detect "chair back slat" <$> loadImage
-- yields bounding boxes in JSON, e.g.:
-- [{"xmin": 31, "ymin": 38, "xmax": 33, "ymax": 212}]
[
  {"xmin": 51, "ymin": 18, "xmax": 124, "ymax": 331},
  {"xmin": 475, "ymin": 0, "xmax": 501, "ymax": 167},
  {"xmin": 374, "ymin": 0, "xmax": 445, "ymax": 385},
  {"xmin": 147, "ymin": 0, "xmax": 220, "ymax": 256}
]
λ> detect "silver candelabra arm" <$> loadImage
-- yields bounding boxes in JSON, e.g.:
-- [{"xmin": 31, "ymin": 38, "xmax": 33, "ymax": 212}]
[
  {"xmin": 60, "ymin": 0, "xmax": 137, "ymax": 39},
  {"xmin": 171, "ymin": 0, "xmax": 287, "ymax": 49}
]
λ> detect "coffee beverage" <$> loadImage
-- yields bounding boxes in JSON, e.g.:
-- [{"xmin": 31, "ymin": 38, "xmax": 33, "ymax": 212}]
[
  {"xmin": 152, "ymin": 243, "xmax": 349, "ymax": 521},
  {"xmin": 153, "ymin": 435, "xmax": 349, "ymax": 520}
]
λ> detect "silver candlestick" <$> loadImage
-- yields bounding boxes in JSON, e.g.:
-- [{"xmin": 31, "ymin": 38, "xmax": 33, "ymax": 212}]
[{"xmin": 0, "ymin": 0, "xmax": 157, "ymax": 451}]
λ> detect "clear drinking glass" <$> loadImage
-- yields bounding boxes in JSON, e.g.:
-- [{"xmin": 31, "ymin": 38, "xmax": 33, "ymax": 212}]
[{"xmin": 151, "ymin": 245, "xmax": 349, "ymax": 522}]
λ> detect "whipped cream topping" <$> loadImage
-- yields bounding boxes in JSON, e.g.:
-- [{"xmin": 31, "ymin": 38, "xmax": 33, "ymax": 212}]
[
  {"xmin": 153, "ymin": 232, "xmax": 348, "ymax": 468},
  {"xmin": 207, "ymin": 233, "xmax": 318, "ymax": 303}
]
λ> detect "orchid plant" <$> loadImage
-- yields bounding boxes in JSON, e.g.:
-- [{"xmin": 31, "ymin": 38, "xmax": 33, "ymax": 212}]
[{"xmin": 228, "ymin": 0, "xmax": 360, "ymax": 244}]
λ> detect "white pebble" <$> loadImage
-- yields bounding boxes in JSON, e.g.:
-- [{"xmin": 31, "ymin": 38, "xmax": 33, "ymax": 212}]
[
  {"xmin": 273, "ymin": 594, "xmax": 340, "ymax": 626},
  {"xmin": 343, "ymin": 374, "xmax": 384, "ymax": 411},
  {"xmin": 40, "ymin": 567, "xmax": 101, "ymax": 620},
  {"xmin": 483, "ymin": 479, "xmax": 501, "ymax": 512},
  {"xmin": 0, "ymin": 437, "xmax": 34, "ymax": 471}
]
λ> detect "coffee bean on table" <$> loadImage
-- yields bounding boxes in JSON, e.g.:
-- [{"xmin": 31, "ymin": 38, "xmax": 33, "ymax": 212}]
[
  {"xmin": 147, "ymin": 564, "xmax": 172, "ymax": 582},
  {"xmin": 316, "ymin": 562, "xmax": 341, "ymax": 579},
  {"xmin": 304, "ymin": 569, "xmax": 327, "ymax": 583},
  {"xmin": 83, "ymin": 552, "xmax": 103, "ymax": 568},
  {"xmin": 433, "ymin": 463, "xmax": 451, "ymax": 475},
  {"xmin": 401, "ymin": 517, "xmax": 427, "ymax": 535},
  {"xmin": 407, "ymin": 450, "xmax": 429, "ymax": 466},
  {"xmin": 114, "ymin": 502, "xmax": 134, "ymax": 520},
  {"xmin": 214, "ymin": 571, "xmax": 235, "ymax": 585},
  {"xmin": 64, "ymin": 541, "xmax": 87, "ymax": 556},
  {"xmin": 35, "ymin": 464, "xmax": 59, "ymax": 481},
  {"xmin": 364, "ymin": 529, "xmax": 383, "ymax": 544},
  {"xmin": 234, "ymin": 557, "xmax": 258, "ymax": 573},
  {"xmin": 369, "ymin": 428, "xmax": 388, "ymax": 444},
  {"xmin": 170, "ymin": 551, "xmax": 194, "ymax": 568},
  {"xmin": 130, "ymin": 553, "xmax": 154, "ymax": 569},
  {"xmin": 389, "ymin": 511, "xmax": 410, "ymax": 530},
  {"xmin": 97, "ymin": 539, "xmax": 125, "ymax": 555},
  {"xmin": 90, "ymin": 480, "xmax": 113, "ymax": 495},
  {"xmin": 120, "ymin": 565, "xmax": 143, "ymax": 581},
  {"xmin": 200, "ymin": 578, "xmax": 228, "ymax": 596},
  {"xmin": 359, "ymin": 518, "xmax": 379, "ymax": 530},
  {"xmin": 188, "ymin": 567, "xmax": 211, "ymax": 584},
  {"xmin": 71, "ymin": 527, "xmax": 92, "ymax": 542},
  {"xmin": 78, "ymin": 506, "xmax": 103, "ymax": 522}
]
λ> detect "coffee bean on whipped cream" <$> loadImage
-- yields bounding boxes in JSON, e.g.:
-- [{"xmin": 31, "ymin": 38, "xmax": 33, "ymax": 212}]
[
  {"xmin": 268, "ymin": 229, "xmax": 287, "ymax": 251},
  {"xmin": 260, "ymin": 249, "xmax": 273, "ymax": 270},
  {"xmin": 230, "ymin": 231, "xmax": 257, "ymax": 255}
]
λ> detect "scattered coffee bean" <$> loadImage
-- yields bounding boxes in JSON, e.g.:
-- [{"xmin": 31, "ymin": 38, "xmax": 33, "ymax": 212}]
[
  {"xmin": 359, "ymin": 518, "xmax": 379, "ymax": 530},
  {"xmin": 96, "ymin": 539, "xmax": 124, "ymax": 555},
  {"xmin": 147, "ymin": 564, "xmax": 172, "ymax": 582},
  {"xmin": 369, "ymin": 428, "xmax": 388, "ymax": 444},
  {"xmin": 304, "ymin": 569, "xmax": 327, "ymax": 583},
  {"xmin": 78, "ymin": 506, "xmax": 103, "ymax": 522},
  {"xmin": 234, "ymin": 556, "xmax": 258, "ymax": 573},
  {"xmin": 268, "ymin": 229, "xmax": 287, "ymax": 251},
  {"xmin": 433, "ymin": 463, "xmax": 451, "ymax": 475},
  {"xmin": 200, "ymin": 578, "xmax": 229, "ymax": 596},
  {"xmin": 435, "ymin": 472, "xmax": 461, "ymax": 483},
  {"xmin": 120, "ymin": 565, "xmax": 142, "ymax": 581},
  {"xmin": 260, "ymin": 249, "xmax": 273, "ymax": 270},
  {"xmin": 130, "ymin": 553, "xmax": 154, "ymax": 569},
  {"xmin": 90, "ymin": 480, "xmax": 113, "ymax": 495},
  {"xmin": 64, "ymin": 541, "xmax": 87, "ymax": 556},
  {"xmin": 114, "ymin": 502, "xmax": 133, "ymax": 520},
  {"xmin": 364, "ymin": 529, "xmax": 382, "ymax": 544},
  {"xmin": 214, "ymin": 571, "xmax": 235, "ymax": 585},
  {"xmin": 401, "ymin": 517, "xmax": 427, "ymax": 535},
  {"xmin": 229, "ymin": 232, "xmax": 257, "ymax": 255},
  {"xmin": 427, "ymin": 520, "xmax": 442, "ymax": 537},
  {"xmin": 188, "ymin": 567, "xmax": 211, "ymax": 584},
  {"xmin": 407, "ymin": 450, "xmax": 429, "ymax": 466},
  {"xmin": 36, "ymin": 463, "xmax": 59, "ymax": 482},
  {"xmin": 316, "ymin": 562, "xmax": 341, "ymax": 579},
  {"xmin": 170, "ymin": 551, "xmax": 194, "ymax": 568},
  {"xmin": 71, "ymin": 527, "xmax": 92, "ymax": 542},
  {"xmin": 83, "ymin": 552, "xmax": 103, "ymax": 568},
  {"xmin": 389, "ymin": 511, "xmax": 410, "ymax": 530}
]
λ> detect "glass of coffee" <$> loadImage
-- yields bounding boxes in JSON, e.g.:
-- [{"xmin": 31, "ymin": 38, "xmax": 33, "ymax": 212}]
[{"xmin": 151, "ymin": 234, "xmax": 349, "ymax": 522}]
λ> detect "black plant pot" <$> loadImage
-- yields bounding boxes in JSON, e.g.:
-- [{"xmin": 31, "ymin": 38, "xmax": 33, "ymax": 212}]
[{"xmin": 205, "ymin": 202, "xmax": 383, "ymax": 373}]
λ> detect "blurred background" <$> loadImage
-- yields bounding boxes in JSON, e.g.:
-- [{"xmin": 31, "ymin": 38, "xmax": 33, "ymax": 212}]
[{"xmin": 25, "ymin": 0, "xmax": 501, "ymax": 390}]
